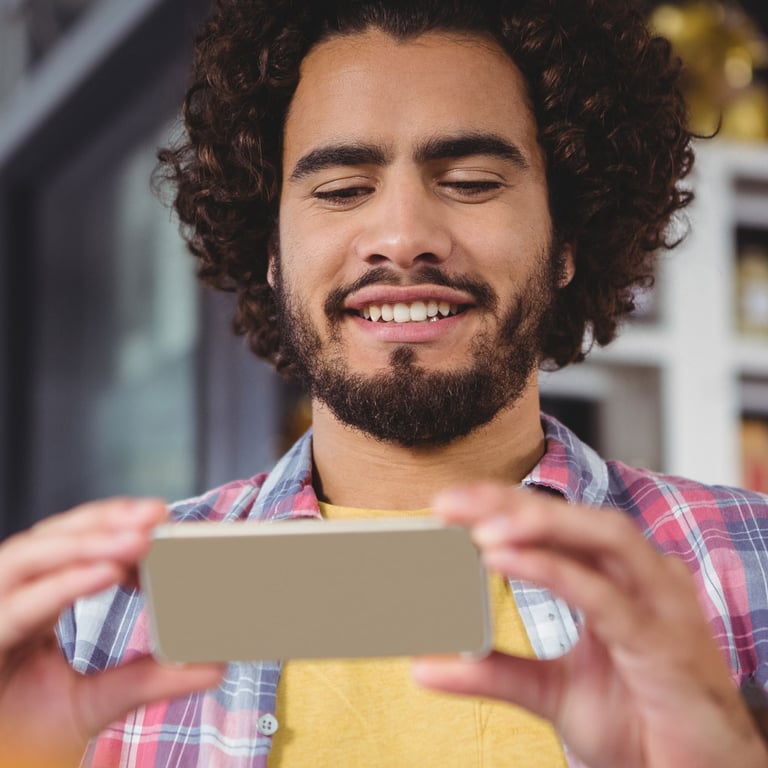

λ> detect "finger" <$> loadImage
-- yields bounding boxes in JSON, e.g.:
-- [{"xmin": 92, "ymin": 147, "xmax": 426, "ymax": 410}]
[
  {"xmin": 74, "ymin": 655, "xmax": 226, "ymax": 738},
  {"xmin": 437, "ymin": 484, "xmax": 642, "ymax": 561},
  {"xmin": 432, "ymin": 483, "xmax": 533, "ymax": 525},
  {"xmin": 436, "ymin": 485, "xmax": 699, "ymax": 646},
  {"xmin": 0, "ymin": 654, "xmax": 225, "ymax": 768},
  {"xmin": 0, "ymin": 562, "xmax": 124, "ymax": 647},
  {"xmin": 28, "ymin": 498, "xmax": 167, "ymax": 538},
  {"xmin": 474, "ymin": 494, "xmax": 652, "ymax": 563},
  {"xmin": 0, "ymin": 528, "xmax": 151, "ymax": 594},
  {"xmin": 412, "ymin": 651, "xmax": 564, "ymax": 722},
  {"xmin": 437, "ymin": 485, "xmax": 663, "ymax": 591},
  {"xmin": 0, "ymin": 498, "xmax": 166, "ymax": 595},
  {"xmin": 481, "ymin": 544, "xmax": 695, "ymax": 651}
]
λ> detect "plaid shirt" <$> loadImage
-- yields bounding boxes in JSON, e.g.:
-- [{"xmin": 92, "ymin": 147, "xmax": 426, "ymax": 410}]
[{"xmin": 57, "ymin": 414, "xmax": 768, "ymax": 767}]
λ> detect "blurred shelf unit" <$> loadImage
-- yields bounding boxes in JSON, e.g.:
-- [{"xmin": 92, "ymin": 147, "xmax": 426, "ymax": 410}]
[{"xmin": 541, "ymin": 140, "xmax": 768, "ymax": 490}]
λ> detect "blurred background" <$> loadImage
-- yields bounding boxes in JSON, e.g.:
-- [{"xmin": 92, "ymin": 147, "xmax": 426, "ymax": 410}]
[{"xmin": 2, "ymin": 0, "xmax": 768, "ymax": 538}]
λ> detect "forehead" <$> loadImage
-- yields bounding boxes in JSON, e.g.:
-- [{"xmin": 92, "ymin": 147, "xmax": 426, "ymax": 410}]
[{"xmin": 282, "ymin": 29, "xmax": 543, "ymax": 171}]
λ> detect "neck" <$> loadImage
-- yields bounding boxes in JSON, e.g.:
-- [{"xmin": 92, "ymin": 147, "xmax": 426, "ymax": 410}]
[{"xmin": 310, "ymin": 380, "xmax": 545, "ymax": 511}]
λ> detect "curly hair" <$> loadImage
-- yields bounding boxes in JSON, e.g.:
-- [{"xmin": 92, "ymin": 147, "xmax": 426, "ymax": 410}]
[{"xmin": 158, "ymin": 0, "xmax": 694, "ymax": 373}]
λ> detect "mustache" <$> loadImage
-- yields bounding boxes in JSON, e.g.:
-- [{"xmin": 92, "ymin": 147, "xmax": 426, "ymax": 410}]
[{"xmin": 324, "ymin": 266, "xmax": 498, "ymax": 318}]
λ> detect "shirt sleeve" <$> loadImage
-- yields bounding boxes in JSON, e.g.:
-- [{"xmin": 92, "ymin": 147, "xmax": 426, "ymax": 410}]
[
  {"xmin": 55, "ymin": 586, "xmax": 146, "ymax": 674},
  {"xmin": 55, "ymin": 604, "xmax": 77, "ymax": 665}
]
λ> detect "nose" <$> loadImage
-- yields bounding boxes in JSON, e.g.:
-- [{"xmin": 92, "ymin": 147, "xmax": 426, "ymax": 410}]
[{"xmin": 352, "ymin": 180, "xmax": 453, "ymax": 269}]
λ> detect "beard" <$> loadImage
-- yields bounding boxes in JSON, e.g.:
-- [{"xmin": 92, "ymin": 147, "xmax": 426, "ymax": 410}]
[{"xmin": 273, "ymin": 250, "xmax": 561, "ymax": 448}]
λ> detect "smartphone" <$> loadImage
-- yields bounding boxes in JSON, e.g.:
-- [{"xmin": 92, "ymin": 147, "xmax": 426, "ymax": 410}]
[{"xmin": 139, "ymin": 517, "xmax": 492, "ymax": 663}]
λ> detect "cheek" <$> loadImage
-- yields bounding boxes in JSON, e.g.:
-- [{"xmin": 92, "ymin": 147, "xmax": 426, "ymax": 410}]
[
  {"xmin": 457, "ymin": 226, "xmax": 538, "ymax": 281},
  {"xmin": 277, "ymin": 224, "xmax": 346, "ymax": 314}
]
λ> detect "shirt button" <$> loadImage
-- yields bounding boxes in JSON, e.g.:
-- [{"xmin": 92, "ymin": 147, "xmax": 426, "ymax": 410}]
[{"xmin": 257, "ymin": 713, "xmax": 279, "ymax": 736}]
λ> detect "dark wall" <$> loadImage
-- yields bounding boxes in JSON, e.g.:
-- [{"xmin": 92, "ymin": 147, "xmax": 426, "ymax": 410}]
[{"xmin": 0, "ymin": 0, "xmax": 213, "ymax": 536}]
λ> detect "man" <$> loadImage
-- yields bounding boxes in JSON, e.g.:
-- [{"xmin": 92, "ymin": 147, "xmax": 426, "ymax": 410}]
[{"xmin": 1, "ymin": 0, "xmax": 767, "ymax": 766}]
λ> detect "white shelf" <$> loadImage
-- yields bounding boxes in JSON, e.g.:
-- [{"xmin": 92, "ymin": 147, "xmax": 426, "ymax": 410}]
[
  {"xmin": 741, "ymin": 377, "xmax": 768, "ymax": 415},
  {"xmin": 732, "ymin": 338, "xmax": 768, "ymax": 377},
  {"xmin": 542, "ymin": 140, "xmax": 768, "ymax": 487},
  {"xmin": 591, "ymin": 323, "xmax": 671, "ymax": 367}
]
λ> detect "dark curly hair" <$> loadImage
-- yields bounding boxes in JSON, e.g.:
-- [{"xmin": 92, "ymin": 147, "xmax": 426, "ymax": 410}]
[{"xmin": 158, "ymin": 0, "xmax": 694, "ymax": 373}]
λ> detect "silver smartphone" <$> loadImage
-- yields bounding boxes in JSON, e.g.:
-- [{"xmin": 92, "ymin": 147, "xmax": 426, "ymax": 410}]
[{"xmin": 139, "ymin": 517, "xmax": 492, "ymax": 663}]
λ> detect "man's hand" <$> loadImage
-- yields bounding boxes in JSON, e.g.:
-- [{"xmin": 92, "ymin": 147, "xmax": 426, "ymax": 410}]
[
  {"xmin": 413, "ymin": 485, "xmax": 768, "ymax": 768},
  {"xmin": 0, "ymin": 499, "xmax": 224, "ymax": 768}
]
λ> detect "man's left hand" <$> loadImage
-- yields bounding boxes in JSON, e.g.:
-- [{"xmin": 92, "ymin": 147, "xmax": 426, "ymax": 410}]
[{"xmin": 412, "ymin": 484, "xmax": 768, "ymax": 768}]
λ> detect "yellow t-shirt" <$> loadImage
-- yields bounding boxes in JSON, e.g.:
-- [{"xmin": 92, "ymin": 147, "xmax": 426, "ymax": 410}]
[{"xmin": 267, "ymin": 504, "xmax": 566, "ymax": 768}]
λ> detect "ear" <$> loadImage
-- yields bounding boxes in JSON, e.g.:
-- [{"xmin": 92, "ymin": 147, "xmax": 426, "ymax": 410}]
[
  {"xmin": 266, "ymin": 228, "xmax": 279, "ymax": 290},
  {"xmin": 558, "ymin": 243, "xmax": 575, "ymax": 288}
]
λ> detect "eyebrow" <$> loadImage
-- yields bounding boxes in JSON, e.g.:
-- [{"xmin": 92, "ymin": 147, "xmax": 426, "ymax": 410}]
[
  {"xmin": 413, "ymin": 133, "xmax": 529, "ymax": 169},
  {"xmin": 289, "ymin": 143, "xmax": 391, "ymax": 181},
  {"xmin": 288, "ymin": 131, "xmax": 529, "ymax": 182}
]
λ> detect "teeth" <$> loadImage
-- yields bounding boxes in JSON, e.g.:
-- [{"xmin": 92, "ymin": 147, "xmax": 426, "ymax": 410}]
[
  {"xmin": 358, "ymin": 300, "xmax": 463, "ymax": 323},
  {"xmin": 393, "ymin": 303, "xmax": 411, "ymax": 323},
  {"xmin": 410, "ymin": 301, "xmax": 427, "ymax": 322}
]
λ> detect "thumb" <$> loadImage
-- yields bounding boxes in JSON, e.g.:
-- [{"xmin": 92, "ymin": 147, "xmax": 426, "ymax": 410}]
[
  {"xmin": 75, "ymin": 654, "xmax": 226, "ymax": 736},
  {"xmin": 412, "ymin": 650, "xmax": 563, "ymax": 720}
]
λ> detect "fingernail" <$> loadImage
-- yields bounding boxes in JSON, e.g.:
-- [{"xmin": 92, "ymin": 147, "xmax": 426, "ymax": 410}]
[
  {"xmin": 432, "ymin": 488, "xmax": 473, "ymax": 511},
  {"xmin": 472, "ymin": 515, "xmax": 513, "ymax": 546},
  {"xmin": 113, "ymin": 528, "xmax": 144, "ymax": 547},
  {"xmin": 131, "ymin": 499, "xmax": 166, "ymax": 520}
]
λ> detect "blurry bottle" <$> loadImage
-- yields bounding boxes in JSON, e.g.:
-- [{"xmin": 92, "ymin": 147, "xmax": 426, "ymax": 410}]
[
  {"xmin": 737, "ymin": 245, "xmax": 768, "ymax": 335},
  {"xmin": 741, "ymin": 417, "xmax": 768, "ymax": 492}
]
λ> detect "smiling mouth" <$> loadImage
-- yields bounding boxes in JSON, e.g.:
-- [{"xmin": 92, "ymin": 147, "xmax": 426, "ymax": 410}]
[{"xmin": 352, "ymin": 300, "xmax": 469, "ymax": 324}]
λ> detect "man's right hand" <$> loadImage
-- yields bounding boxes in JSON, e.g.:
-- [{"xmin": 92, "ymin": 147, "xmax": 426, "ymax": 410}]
[{"xmin": 0, "ymin": 498, "xmax": 225, "ymax": 768}]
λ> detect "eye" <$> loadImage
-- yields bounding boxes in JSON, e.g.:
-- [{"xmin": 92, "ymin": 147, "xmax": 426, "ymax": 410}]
[
  {"xmin": 314, "ymin": 187, "xmax": 371, "ymax": 204},
  {"xmin": 436, "ymin": 170, "xmax": 507, "ymax": 202},
  {"xmin": 440, "ymin": 180, "xmax": 503, "ymax": 195},
  {"xmin": 312, "ymin": 178, "xmax": 375, "ymax": 209}
]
